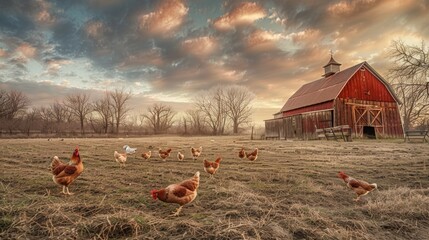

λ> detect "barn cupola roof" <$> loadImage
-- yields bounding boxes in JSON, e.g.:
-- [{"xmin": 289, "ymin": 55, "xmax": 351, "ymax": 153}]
[{"xmin": 322, "ymin": 55, "xmax": 341, "ymax": 77}]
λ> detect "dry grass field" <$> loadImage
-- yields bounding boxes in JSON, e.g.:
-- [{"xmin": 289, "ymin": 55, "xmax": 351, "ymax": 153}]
[{"xmin": 1, "ymin": 136, "xmax": 429, "ymax": 239}]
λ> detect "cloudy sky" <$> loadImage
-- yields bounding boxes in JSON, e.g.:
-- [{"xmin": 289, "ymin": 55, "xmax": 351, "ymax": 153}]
[{"xmin": 0, "ymin": 0, "xmax": 428, "ymax": 123}]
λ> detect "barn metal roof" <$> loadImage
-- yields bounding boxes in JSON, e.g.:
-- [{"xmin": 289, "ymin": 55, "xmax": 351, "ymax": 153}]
[{"xmin": 279, "ymin": 62, "xmax": 400, "ymax": 113}]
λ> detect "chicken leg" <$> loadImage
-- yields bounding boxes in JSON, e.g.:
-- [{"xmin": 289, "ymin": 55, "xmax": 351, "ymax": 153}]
[
  {"xmin": 66, "ymin": 187, "xmax": 74, "ymax": 195},
  {"xmin": 62, "ymin": 186, "xmax": 74, "ymax": 195},
  {"xmin": 170, "ymin": 206, "xmax": 183, "ymax": 216}
]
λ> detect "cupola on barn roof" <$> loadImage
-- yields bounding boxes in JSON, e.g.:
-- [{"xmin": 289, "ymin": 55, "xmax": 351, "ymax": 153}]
[{"xmin": 323, "ymin": 55, "xmax": 341, "ymax": 77}]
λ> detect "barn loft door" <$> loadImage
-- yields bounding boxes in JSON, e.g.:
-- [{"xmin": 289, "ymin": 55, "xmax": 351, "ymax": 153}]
[{"xmin": 348, "ymin": 103, "xmax": 384, "ymax": 138}]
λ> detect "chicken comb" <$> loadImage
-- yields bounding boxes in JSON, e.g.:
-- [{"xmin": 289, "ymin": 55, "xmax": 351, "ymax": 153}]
[
  {"xmin": 337, "ymin": 171, "xmax": 347, "ymax": 178},
  {"xmin": 150, "ymin": 190, "xmax": 158, "ymax": 200}
]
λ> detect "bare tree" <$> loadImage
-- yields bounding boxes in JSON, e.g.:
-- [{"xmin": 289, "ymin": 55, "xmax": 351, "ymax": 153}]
[
  {"xmin": 0, "ymin": 89, "xmax": 8, "ymax": 118},
  {"xmin": 20, "ymin": 108, "xmax": 40, "ymax": 136},
  {"xmin": 64, "ymin": 93, "xmax": 92, "ymax": 135},
  {"xmin": 109, "ymin": 89, "xmax": 132, "ymax": 134},
  {"xmin": 185, "ymin": 109, "xmax": 207, "ymax": 134},
  {"xmin": 93, "ymin": 93, "xmax": 112, "ymax": 134},
  {"xmin": 194, "ymin": 86, "xmax": 229, "ymax": 135},
  {"xmin": 37, "ymin": 106, "xmax": 54, "ymax": 133},
  {"xmin": 0, "ymin": 90, "xmax": 29, "ymax": 134},
  {"xmin": 142, "ymin": 103, "xmax": 176, "ymax": 134},
  {"xmin": 0, "ymin": 90, "xmax": 29, "ymax": 119},
  {"xmin": 391, "ymin": 76, "xmax": 429, "ymax": 130},
  {"xmin": 389, "ymin": 40, "xmax": 429, "ymax": 78},
  {"xmin": 389, "ymin": 40, "xmax": 429, "ymax": 130},
  {"xmin": 50, "ymin": 101, "xmax": 71, "ymax": 135},
  {"xmin": 224, "ymin": 85, "xmax": 255, "ymax": 134},
  {"xmin": 182, "ymin": 116, "xmax": 188, "ymax": 134}
]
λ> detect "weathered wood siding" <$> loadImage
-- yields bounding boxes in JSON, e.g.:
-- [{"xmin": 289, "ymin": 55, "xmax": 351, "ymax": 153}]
[
  {"xmin": 265, "ymin": 110, "xmax": 334, "ymax": 140},
  {"xmin": 264, "ymin": 118, "xmax": 282, "ymax": 139}
]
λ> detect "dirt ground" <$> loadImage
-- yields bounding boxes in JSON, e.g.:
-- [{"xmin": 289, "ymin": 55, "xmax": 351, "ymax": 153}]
[{"xmin": 1, "ymin": 136, "xmax": 428, "ymax": 239}]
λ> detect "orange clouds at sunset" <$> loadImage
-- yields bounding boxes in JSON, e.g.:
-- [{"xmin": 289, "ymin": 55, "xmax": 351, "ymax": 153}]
[
  {"xmin": 16, "ymin": 44, "xmax": 37, "ymax": 60},
  {"xmin": 0, "ymin": 0, "xmax": 428, "ymax": 123},
  {"xmin": 213, "ymin": 2, "xmax": 266, "ymax": 31},
  {"xmin": 182, "ymin": 36, "xmax": 218, "ymax": 58},
  {"xmin": 246, "ymin": 29, "xmax": 283, "ymax": 52},
  {"xmin": 138, "ymin": 0, "xmax": 188, "ymax": 37}
]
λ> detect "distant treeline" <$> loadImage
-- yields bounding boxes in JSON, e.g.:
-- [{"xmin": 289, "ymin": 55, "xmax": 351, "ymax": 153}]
[{"xmin": 0, "ymin": 85, "xmax": 258, "ymax": 137}]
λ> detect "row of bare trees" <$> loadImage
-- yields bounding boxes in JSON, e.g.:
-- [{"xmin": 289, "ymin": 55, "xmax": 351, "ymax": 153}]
[
  {"xmin": 140, "ymin": 85, "xmax": 255, "ymax": 135},
  {"xmin": 0, "ymin": 88, "xmax": 133, "ymax": 136},
  {"xmin": 0, "ymin": 85, "xmax": 255, "ymax": 137},
  {"xmin": 181, "ymin": 85, "xmax": 255, "ymax": 135},
  {"xmin": 388, "ymin": 40, "xmax": 429, "ymax": 130}
]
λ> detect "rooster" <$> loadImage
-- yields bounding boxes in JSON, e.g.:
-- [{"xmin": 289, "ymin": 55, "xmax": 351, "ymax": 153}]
[
  {"xmin": 159, "ymin": 148, "xmax": 172, "ymax": 161},
  {"xmin": 191, "ymin": 146, "xmax": 203, "ymax": 160},
  {"xmin": 151, "ymin": 171, "xmax": 200, "ymax": 216},
  {"xmin": 238, "ymin": 148, "xmax": 246, "ymax": 159},
  {"xmin": 177, "ymin": 152, "xmax": 184, "ymax": 161},
  {"xmin": 114, "ymin": 151, "xmax": 127, "ymax": 167},
  {"xmin": 338, "ymin": 171, "xmax": 378, "ymax": 201},
  {"xmin": 51, "ymin": 146, "xmax": 84, "ymax": 195},
  {"xmin": 246, "ymin": 148, "xmax": 258, "ymax": 161},
  {"xmin": 141, "ymin": 151, "xmax": 151, "ymax": 160},
  {"xmin": 204, "ymin": 157, "xmax": 222, "ymax": 178}
]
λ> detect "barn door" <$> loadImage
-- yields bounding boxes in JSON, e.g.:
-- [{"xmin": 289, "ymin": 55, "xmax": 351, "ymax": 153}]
[{"xmin": 350, "ymin": 104, "xmax": 384, "ymax": 137}]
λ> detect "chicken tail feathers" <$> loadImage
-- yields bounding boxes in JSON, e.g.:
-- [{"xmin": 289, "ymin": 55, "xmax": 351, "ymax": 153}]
[{"xmin": 51, "ymin": 156, "xmax": 62, "ymax": 172}]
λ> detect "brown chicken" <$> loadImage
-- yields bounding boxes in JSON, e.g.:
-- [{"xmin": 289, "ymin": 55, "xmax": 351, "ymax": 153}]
[
  {"xmin": 177, "ymin": 151, "xmax": 184, "ymax": 161},
  {"xmin": 51, "ymin": 146, "xmax": 84, "ymax": 195},
  {"xmin": 238, "ymin": 148, "xmax": 246, "ymax": 159},
  {"xmin": 114, "ymin": 151, "xmax": 127, "ymax": 167},
  {"xmin": 338, "ymin": 171, "xmax": 378, "ymax": 201},
  {"xmin": 159, "ymin": 148, "xmax": 172, "ymax": 161},
  {"xmin": 151, "ymin": 171, "xmax": 200, "ymax": 216},
  {"xmin": 191, "ymin": 146, "xmax": 203, "ymax": 160},
  {"xmin": 141, "ymin": 150, "xmax": 152, "ymax": 160},
  {"xmin": 246, "ymin": 148, "xmax": 258, "ymax": 161},
  {"xmin": 204, "ymin": 157, "xmax": 222, "ymax": 178}
]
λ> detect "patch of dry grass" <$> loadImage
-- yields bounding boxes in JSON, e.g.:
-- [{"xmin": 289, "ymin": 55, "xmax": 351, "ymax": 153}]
[{"xmin": 1, "ymin": 137, "xmax": 429, "ymax": 239}]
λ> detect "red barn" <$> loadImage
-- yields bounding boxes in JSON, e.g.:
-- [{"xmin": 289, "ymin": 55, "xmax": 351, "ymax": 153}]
[{"xmin": 265, "ymin": 57, "xmax": 404, "ymax": 140}]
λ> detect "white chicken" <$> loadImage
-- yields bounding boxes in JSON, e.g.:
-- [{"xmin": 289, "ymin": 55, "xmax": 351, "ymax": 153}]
[{"xmin": 123, "ymin": 145, "xmax": 137, "ymax": 154}]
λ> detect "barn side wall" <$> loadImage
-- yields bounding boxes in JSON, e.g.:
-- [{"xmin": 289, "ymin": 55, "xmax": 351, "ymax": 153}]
[
  {"xmin": 265, "ymin": 110, "xmax": 334, "ymax": 140},
  {"xmin": 334, "ymin": 98, "xmax": 403, "ymax": 138}
]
